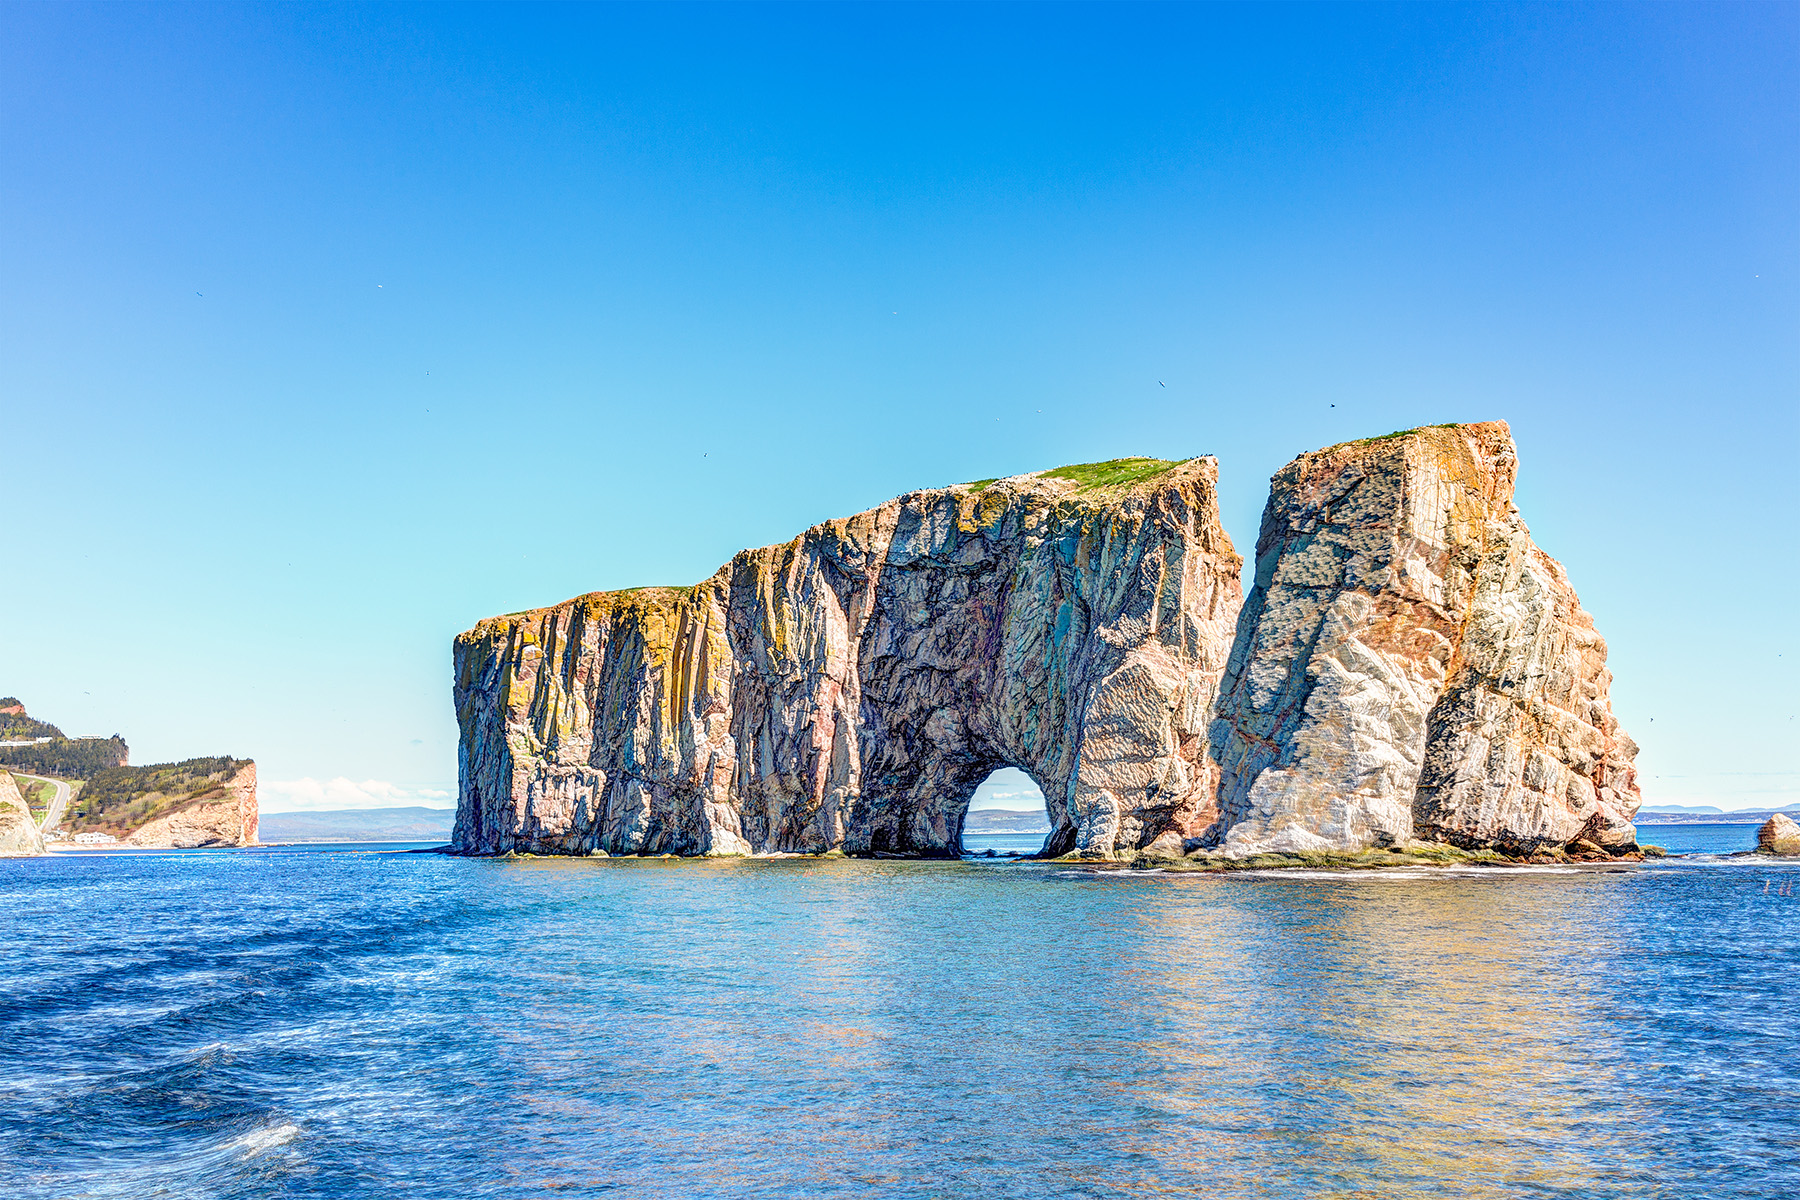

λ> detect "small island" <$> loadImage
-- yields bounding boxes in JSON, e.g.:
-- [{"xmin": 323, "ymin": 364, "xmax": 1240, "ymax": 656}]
[{"xmin": 452, "ymin": 422, "xmax": 1642, "ymax": 867}]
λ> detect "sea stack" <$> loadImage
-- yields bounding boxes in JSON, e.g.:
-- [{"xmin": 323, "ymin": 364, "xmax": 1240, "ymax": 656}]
[
  {"xmin": 1208, "ymin": 422, "xmax": 1640, "ymax": 855},
  {"xmin": 454, "ymin": 459, "xmax": 1244, "ymax": 857},
  {"xmin": 453, "ymin": 421, "xmax": 1642, "ymax": 860}
]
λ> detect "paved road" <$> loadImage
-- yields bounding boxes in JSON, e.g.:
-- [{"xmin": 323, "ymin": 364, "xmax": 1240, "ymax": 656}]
[{"xmin": 12, "ymin": 773, "xmax": 69, "ymax": 832}]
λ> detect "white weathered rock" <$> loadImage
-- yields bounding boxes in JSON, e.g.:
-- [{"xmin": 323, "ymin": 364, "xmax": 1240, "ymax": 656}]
[
  {"xmin": 1209, "ymin": 422, "xmax": 1640, "ymax": 856},
  {"xmin": 0, "ymin": 770, "xmax": 45, "ymax": 857},
  {"xmin": 454, "ymin": 460, "xmax": 1244, "ymax": 857}
]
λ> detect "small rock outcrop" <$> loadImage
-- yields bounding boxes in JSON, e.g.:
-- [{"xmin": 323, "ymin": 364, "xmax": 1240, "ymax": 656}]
[
  {"xmin": 1208, "ymin": 422, "xmax": 1639, "ymax": 856},
  {"xmin": 455, "ymin": 423, "xmax": 1642, "ymax": 860},
  {"xmin": 0, "ymin": 770, "xmax": 45, "ymax": 857},
  {"xmin": 455, "ymin": 459, "xmax": 1244, "ymax": 857},
  {"xmin": 1759, "ymin": 814, "xmax": 1800, "ymax": 856},
  {"xmin": 125, "ymin": 763, "xmax": 259, "ymax": 848}
]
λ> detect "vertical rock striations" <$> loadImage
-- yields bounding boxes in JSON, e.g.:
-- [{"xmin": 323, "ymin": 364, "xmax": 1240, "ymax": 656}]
[
  {"xmin": 454, "ymin": 423, "xmax": 1641, "ymax": 861},
  {"xmin": 1208, "ymin": 421, "xmax": 1639, "ymax": 856},
  {"xmin": 453, "ymin": 459, "xmax": 1244, "ymax": 857}
]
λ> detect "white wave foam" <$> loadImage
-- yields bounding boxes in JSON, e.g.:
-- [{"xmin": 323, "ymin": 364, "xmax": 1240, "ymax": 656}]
[{"xmin": 228, "ymin": 1121, "xmax": 300, "ymax": 1157}]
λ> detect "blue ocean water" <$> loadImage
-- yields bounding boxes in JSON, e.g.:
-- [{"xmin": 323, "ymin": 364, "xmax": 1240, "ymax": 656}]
[
  {"xmin": 1632, "ymin": 822, "xmax": 1764, "ymax": 856},
  {"xmin": 960, "ymin": 830, "xmax": 1048, "ymax": 855},
  {"xmin": 2, "ymin": 845, "xmax": 1796, "ymax": 1199}
]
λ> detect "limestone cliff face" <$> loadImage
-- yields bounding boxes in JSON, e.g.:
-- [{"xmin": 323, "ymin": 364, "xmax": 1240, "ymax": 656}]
[
  {"xmin": 454, "ymin": 460, "xmax": 1244, "ymax": 857},
  {"xmin": 1208, "ymin": 422, "xmax": 1639, "ymax": 855},
  {"xmin": 125, "ymin": 763, "xmax": 258, "ymax": 848},
  {"xmin": 0, "ymin": 770, "xmax": 45, "ymax": 857},
  {"xmin": 456, "ymin": 424, "xmax": 1640, "ymax": 860}
]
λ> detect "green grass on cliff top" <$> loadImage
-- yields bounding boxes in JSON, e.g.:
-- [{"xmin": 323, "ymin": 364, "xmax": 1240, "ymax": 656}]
[
  {"xmin": 1042, "ymin": 457, "xmax": 1185, "ymax": 490},
  {"xmin": 968, "ymin": 457, "xmax": 1185, "ymax": 493},
  {"xmin": 1346, "ymin": 422, "xmax": 1463, "ymax": 446}
]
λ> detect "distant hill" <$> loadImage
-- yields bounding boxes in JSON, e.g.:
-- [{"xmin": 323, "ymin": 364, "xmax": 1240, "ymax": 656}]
[
  {"xmin": 0, "ymin": 695, "xmax": 252, "ymax": 845},
  {"xmin": 0, "ymin": 698, "xmax": 64, "ymax": 743},
  {"xmin": 964, "ymin": 808, "xmax": 1050, "ymax": 834},
  {"xmin": 259, "ymin": 807, "xmax": 455, "ymax": 843},
  {"xmin": 72, "ymin": 757, "xmax": 248, "ymax": 835},
  {"xmin": 0, "ymin": 734, "xmax": 129, "ymax": 777},
  {"xmin": 1636, "ymin": 804, "xmax": 1800, "ymax": 825}
]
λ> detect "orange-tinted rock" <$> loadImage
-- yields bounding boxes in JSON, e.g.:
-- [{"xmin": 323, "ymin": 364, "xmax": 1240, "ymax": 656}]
[{"xmin": 1759, "ymin": 813, "xmax": 1800, "ymax": 856}]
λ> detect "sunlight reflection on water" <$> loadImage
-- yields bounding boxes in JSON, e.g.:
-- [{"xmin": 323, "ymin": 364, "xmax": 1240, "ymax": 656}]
[{"xmin": 1, "ymin": 850, "xmax": 1794, "ymax": 1198}]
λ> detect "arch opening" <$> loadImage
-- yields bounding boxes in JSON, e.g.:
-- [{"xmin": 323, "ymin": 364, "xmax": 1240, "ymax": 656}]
[{"xmin": 959, "ymin": 767, "xmax": 1051, "ymax": 858}]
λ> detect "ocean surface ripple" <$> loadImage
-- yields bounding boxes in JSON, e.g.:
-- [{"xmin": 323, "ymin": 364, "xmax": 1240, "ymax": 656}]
[{"xmin": 1, "ymin": 843, "xmax": 1795, "ymax": 1198}]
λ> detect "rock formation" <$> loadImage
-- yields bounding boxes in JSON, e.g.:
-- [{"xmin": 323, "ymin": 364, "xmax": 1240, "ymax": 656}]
[
  {"xmin": 1758, "ymin": 814, "xmax": 1800, "ymax": 856},
  {"xmin": 454, "ymin": 459, "xmax": 1244, "ymax": 857},
  {"xmin": 1208, "ymin": 422, "xmax": 1640, "ymax": 856},
  {"xmin": 0, "ymin": 770, "xmax": 45, "ymax": 857},
  {"xmin": 125, "ymin": 762, "xmax": 259, "ymax": 848},
  {"xmin": 454, "ymin": 422, "xmax": 1642, "ymax": 860}
]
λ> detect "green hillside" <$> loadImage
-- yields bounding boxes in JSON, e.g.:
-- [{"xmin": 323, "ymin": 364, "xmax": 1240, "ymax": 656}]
[
  {"xmin": 0, "ymin": 699, "xmax": 65, "ymax": 743},
  {"xmin": 68, "ymin": 757, "xmax": 248, "ymax": 834}
]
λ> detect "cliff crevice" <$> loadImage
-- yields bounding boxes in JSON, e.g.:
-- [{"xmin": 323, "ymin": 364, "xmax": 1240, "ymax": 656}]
[
  {"xmin": 454, "ymin": 458, "xmax": 1245, "ymax": 857},
  {"xmin": 454, "ymin": 425, "xmax": 1640, "ymax": 860}
]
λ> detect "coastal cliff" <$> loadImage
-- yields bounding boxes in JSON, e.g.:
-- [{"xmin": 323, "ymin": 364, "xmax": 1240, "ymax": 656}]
[
  {"xmin": 455, "ymin": 423, "xmax": 1641, "ymax": 861},
  {"xmin": 0, "ymin": 770, "xmax": 46, "ymax": 857},
  {"xmin": 0, "ymin": 700, "xmax": 257, "ymax": 848},
  {"xmin": 1209, "ymin": 422, "xmax": 1639, "ymax": 855},
  {"xmin": 124, "ymin": 762, "xmax": 258, "ymax": 848},
  {"xmin": 455, "ymin": 458, "xmax": 1244, "ymax": 857}
]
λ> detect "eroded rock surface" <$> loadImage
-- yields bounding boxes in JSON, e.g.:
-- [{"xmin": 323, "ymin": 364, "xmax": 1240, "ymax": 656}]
[
  {"xmin": 0, "ymin": 770, "xmax": 45, "ymax": 857},
  {"xmin": 1759, "ymin": 814, "xmax": 1800, "ymax": 857},
  {"xmin": 455, "ymin": 423, "xmax": 1641, "ymax": 861},
  {"xmin": 1208, "ymin": 422, "xmax": 1639, "ymax": 856},
  {"xmin": 454, "ymin": 459, "xmax": 1244, "ymax": 857},
  {"xmin": 125, "ymin": 763, "xmax": 259, "ymax": 848}
]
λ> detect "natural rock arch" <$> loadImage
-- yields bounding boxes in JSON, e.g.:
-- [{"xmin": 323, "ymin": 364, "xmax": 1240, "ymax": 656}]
[
  {"xmin": 454, "ymin": 423, "xmax": 1643, "ymax": 860},
  {"xmin": 452, "ymin": 458, "xmax": 1244, "ymax": 857}
]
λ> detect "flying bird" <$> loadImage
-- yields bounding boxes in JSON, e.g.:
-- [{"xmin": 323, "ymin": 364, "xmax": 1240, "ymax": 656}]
[{"xmin": 1158, "ymin": 381, "xmax": 1165, "ymax": 387}]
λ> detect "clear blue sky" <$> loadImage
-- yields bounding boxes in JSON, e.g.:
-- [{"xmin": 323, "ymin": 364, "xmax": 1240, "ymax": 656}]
[{"xmin": 3, "ymin": 3, "xmax": 1794, "ymax": 813}]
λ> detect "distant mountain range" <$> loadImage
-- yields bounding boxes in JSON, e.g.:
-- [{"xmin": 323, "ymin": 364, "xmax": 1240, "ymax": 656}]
[
  {"xmin": 1635, "ymin": 803, "xmax": 1800, "ymax": 825},
  {"xmin": 964, "ymin": 808, "xmax": 1050, "ymax": 834},
  {"xmin": 258, "ymin": 807, "xmax": 454, "ymax": 843}
]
